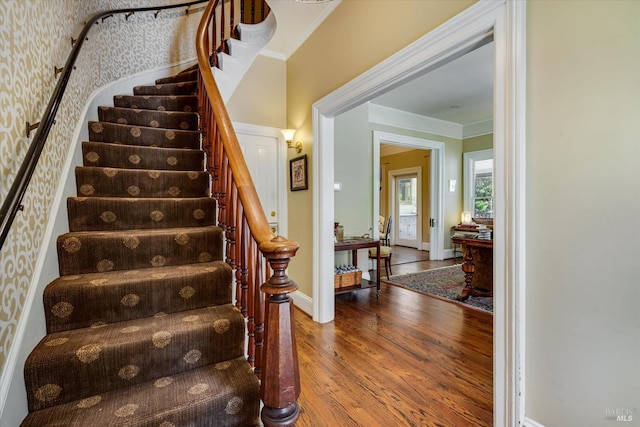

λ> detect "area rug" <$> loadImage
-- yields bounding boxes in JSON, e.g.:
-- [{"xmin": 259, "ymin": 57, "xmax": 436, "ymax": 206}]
[{"xmin": 385, "ymin": 265, "xmax": 493, "ymax": 314}]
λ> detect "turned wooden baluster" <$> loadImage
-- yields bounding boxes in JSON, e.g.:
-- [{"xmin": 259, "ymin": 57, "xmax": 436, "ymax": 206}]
[
  {"xmin": 254, "ymin": 253, "xmax": 266, "ymax": 376},
  {"xmin": 225, "ymin": 171, "xmax": 236, "ymax": 266}
]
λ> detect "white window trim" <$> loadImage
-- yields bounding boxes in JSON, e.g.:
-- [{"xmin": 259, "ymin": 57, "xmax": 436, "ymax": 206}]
[{"xmin": 463, "ymin": 148, "xmax": 493, "ymax": 215}]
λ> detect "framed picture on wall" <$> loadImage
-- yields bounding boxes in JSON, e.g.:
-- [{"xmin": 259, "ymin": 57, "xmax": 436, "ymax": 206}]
[{"xmin": 289, "ymin": 154, "xmax": 308, "ymax": 191}]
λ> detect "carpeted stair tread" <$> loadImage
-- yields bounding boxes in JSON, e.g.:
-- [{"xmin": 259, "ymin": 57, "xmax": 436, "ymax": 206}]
[
  {"xmin": 24, "ymin": 304, "xmax": 246, "ymax": 411},
  {"xmin": 57, "ymin": 225, "xmax": 223, "ymax": 275},
  {"xmin": 21, "ymin": 356, "xmax": 259, "ymax": 427},
  {"xmin": 67, "ymin": 197, "xmax": 216, "ymax": 231},
  {"xmin": 156, "ymin": 69, "xmax": 198, "ymax": 84},
  {"xmin": 43, "ymin": 261, "xmax": 232, "ymax": 333},
  {"xmin": 88, "ymin": 121, "xmax": 200, "ymax": 149},
  {"xmin": 97, "ymin": 106, "xmax": 198, "ymax": 130},
  {"xmin": 133, "ymin": 81, "xmax": 197, "ymax": 96},
  {"xmin": 75, "ymin": 166, "xmax": 209, "ymax": 199},
  {"xmin": 81, "ymin": 141, "xmax": 205, "ymax": 171},
  {"xmin": 113, "ymin": 94, "xmax": 197, "ymax": 112}
]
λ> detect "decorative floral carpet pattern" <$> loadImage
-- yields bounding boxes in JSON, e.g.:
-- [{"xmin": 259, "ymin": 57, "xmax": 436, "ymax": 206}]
[{"xmin": 386, "ymin": 265, "xmax": 493, "ymax": 313}]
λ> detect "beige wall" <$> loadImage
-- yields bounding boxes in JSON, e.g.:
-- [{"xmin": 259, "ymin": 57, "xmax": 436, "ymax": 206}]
[
  {"xmin": 227, "ymin": 54, "xmax": 287, "ymax": 128},
  {"xmin": 286, "ymin": 0, "xmax": 475, "ymax": 295},
  {"xmin": 526, "ymin": 1, "xmax": 640, "ymax": 425},
  {"xmin": 0, "ymin": 0, "xmax": 202, "ymax": 420},
  {"xmin": 463, "ymin": 133, "xmax": 493, "ymax": 153}
]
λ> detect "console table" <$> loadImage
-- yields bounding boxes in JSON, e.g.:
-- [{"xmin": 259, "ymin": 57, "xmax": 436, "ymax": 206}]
[
  {"xmin": 451, "ymin": 236, "xmax": 493, "ymax": 301},
  {"xmin": 334, "ymin": 238, "xmax": 380, "ymax": 297}
]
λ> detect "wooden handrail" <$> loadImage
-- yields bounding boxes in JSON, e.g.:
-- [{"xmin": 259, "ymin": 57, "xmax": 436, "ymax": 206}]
[
  {"xmin": 196, "ymin": 1, "xmax": 301, "ymax": 426},
  {"xmin": 0, "ymin": 0, "xmax": 208, "ymax": 251}
]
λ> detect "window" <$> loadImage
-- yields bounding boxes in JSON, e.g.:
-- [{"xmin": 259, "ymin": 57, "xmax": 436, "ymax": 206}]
[{"xmin": 463, "ymin": 149, "xmax": 493, "ymax": 220}]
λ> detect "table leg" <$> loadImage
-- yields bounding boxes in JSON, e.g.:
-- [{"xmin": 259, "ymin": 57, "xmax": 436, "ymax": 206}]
[
  {"xmin": 456, "ymin": 245, "xmax": 475, "ymax": 301},
  {"xmin": 376, "ymin": 242, "xmax": 380, "ymax": 297},
  {"xmin": 456, "ymin": 244, "xmax": 493, "ymax": 301}
]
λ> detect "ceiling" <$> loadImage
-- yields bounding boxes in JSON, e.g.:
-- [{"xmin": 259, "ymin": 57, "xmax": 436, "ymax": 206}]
[
  {"xmin": 264, "ymin": 1, "xmax": 494, "ymax": 127},
  {"xmin": 370, "ymin": 42, "xmax": 494, "ymax": 126}
]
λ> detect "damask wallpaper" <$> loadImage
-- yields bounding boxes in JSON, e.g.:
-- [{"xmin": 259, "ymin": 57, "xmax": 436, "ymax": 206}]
[{"xmin": 0, "ymin": 0, "xmax": 202, "ymax": 382}]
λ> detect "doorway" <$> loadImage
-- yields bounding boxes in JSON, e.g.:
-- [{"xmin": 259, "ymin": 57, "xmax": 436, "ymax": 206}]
[
  {"xmin": 373, "ymin": 131, "xmax": 444, "ymax": 261},
  {"xmin": 390, "ymin": 168, "xmax": 421, "ymax": 249}
]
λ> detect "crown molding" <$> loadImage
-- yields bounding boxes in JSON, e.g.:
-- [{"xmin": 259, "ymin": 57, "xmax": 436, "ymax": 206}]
[
  {"xmin": 368, "ymin": 103, "xmax": 463, "ymax": 139},
  {"xmin": 463, "ymin": 118, "xmax": 493, "ymax": 138}
]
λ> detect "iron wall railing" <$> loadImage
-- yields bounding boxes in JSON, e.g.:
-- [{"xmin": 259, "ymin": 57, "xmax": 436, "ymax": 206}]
[{"xmin": 0, "ymin": 0, "xmax": 208, "ymax": 250}]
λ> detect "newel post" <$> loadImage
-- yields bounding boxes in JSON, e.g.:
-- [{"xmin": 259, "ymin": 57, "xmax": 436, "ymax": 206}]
[{"xmin": 260, "ymin": 236, "xmax": 300, "ymax": 427}]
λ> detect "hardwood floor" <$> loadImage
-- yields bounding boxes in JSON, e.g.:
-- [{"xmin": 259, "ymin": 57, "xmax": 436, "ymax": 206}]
[
  {"xmin": 295, "ymin": 247, "xmax": 493, "ymax": 426},
  {"xmin": 387, "ymin": 245, "xmax": 463, "ymax": 277}
]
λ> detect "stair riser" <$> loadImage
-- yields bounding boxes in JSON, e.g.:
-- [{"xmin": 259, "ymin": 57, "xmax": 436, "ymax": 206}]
[
  {"xmin": 97, "ymin": 106, "xmax": 198, "ymax": 130},
  {"xmin": 82, "ymin": 141, "xmax": 205, "ymax": 171},
  {"xmin": 88, "ymin": 121, "xmax": 200, "ymax": 149},
  {"xmin": 57, "ymin": 227, "xmax": 223, "ymax": 275},
  {"xmin": 67, "ymin": 197, "xmax": 216, "ymax": 231},
  {"xmin": 155, "ymin": 69, "xmax": 198, "ymax": 84},
  {"xmin": 44, "ymin": 262, "xmax": 232, "ymax": 333},
  {"xmin": 133, "ymin": 81, "xmax": 197, "ymax": 96},
  {"xmin": 113, "ymin": 95, "xmax": 197, "ymax": 112},
  {"xmin": 25, "ymin": 307, "xmax": 245, "ymax": 411},
  {"xmin": 75, "ymin": 167, "xmax": 210, "ymax": 199}
]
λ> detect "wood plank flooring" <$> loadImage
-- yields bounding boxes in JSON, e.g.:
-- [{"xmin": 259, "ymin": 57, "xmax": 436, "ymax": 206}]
[{"xmin": 295, "ymin": 247, "xmax": 492, "ymax": 426}]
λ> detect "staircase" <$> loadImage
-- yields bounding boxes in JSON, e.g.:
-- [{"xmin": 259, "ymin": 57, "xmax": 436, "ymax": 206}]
[
  {"xmin": 212, "ymin": 12, "xmax": 276, "ymax": 102},
  {"xmin": 21, "ymin": 67, "xmax": 260, "ymax": 426}
]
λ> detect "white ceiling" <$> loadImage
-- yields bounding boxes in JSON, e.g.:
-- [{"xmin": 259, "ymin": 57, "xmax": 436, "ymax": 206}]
[
  {"xmin": 263, "ymin": 1, "xmax": 493, "ymax": 126},
  {"xmin": 370, "ymin": 42, "xmax": 494, "ymax": 126}
]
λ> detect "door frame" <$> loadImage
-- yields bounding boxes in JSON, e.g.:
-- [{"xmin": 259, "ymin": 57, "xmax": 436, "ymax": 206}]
[
  {"xmin": 311, "ymin": 1, "xmax": 526, "ymax": 425},
  {"xmin": 373, "ymin": 131, "xmax": 444, "ymax": 260},
  {"xmin": 389, "ymin": 168, "xmax": 422, "ymax": 249},
  {"xmin": 233, "ymin": 122, "xmax": 288, "ymax": 238}
]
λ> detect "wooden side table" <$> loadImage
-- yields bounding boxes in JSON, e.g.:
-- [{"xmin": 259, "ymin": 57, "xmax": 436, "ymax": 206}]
[
  {"xmin": 451, "ymin": 236, "xmax": 493, "ymax": 301},
  {"xmin": 334, "ymin": 238, "xmax": 380, "ymax": 297}
]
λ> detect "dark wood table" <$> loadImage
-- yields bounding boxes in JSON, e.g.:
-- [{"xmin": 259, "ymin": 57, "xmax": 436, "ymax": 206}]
[
  {"xmin": 334, "ymin": 238, "xmax": 380, "ymax": 297},
  {"xmin": 451, "ymin": 236, "xmax": 493, "ymax": 301}
]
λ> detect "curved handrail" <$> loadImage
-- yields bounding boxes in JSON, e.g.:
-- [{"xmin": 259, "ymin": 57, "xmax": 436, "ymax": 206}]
[
  {"xmin": 196, "ymin": 2, "xmax": 298, "ymax": 257},
  {"xmin": 0, "ymin": 0, "xmax": 208, "ymax": 250},
  {"xmin": 196, "ymin": 1, "xmax": 301, "ymax": 426}
]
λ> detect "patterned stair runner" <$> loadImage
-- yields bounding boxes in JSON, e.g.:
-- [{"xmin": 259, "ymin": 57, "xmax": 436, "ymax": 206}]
[{"xmin": 21, "ymin": 70, "xmax": 259, "ymax": 426}]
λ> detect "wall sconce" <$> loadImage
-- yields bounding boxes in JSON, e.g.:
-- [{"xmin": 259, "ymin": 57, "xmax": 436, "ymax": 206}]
[{"xmin": 281, "ymin": 129, "xmax": 303, "ymax": 153}]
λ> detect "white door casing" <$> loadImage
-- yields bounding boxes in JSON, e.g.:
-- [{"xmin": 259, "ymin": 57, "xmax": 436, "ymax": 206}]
[
  {"xmin": 373, "ymin": 131, "xmax": 444, "ymax": 260},
  {"xmin": 234, "ymin": 123, "xmax": 288, "ymax": 238}
]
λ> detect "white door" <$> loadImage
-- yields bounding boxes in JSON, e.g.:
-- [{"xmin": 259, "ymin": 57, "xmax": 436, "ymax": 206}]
[
  {"xmin": 390, "ymin": 168, "xmax": 422, "ymax": 249},
  {"xmin": 236, "ymin": 130, "xmax": 280, "ymax": 233}
]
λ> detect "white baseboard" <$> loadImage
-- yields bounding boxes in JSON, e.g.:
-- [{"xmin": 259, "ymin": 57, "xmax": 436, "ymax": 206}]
[
  {"xmin": 291, "ymin": 290, "xmax": 313, "ymax": 317},
  {"xmin": 421, "ymin": 241, "xmax": 430, "ymax": 251},
  {"xmin": 443, "ymin": 248, "xmax": 460, "ymax": 259},
  {"xmin": 524, "ymin": 417, "xmax": 546, "ymax": 427}
]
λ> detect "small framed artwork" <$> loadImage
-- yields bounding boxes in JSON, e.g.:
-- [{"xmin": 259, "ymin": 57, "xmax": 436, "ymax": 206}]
[{"xmin": 289, "ymin": 154, "xmax": 308, "ymax": 191}]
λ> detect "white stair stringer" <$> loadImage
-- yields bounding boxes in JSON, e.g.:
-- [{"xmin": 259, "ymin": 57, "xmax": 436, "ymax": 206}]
[{"xmin": 212, "ymin": 12, "xmax": 276, "ymax": 102}]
